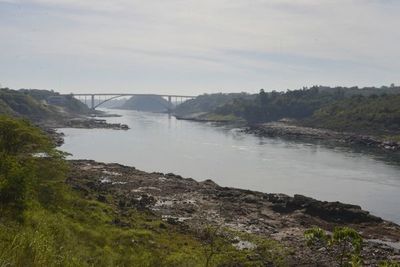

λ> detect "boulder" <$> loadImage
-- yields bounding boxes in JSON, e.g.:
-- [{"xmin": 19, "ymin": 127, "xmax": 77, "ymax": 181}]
[{"xmin": 271, "ymin": 194, "xmax": 383, "ymax": 223}]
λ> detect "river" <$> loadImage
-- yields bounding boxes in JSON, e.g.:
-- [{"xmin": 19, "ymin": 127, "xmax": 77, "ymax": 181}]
[{"xmin": 59, "ymin": 109, "xmax": 400, "ymax": 223}]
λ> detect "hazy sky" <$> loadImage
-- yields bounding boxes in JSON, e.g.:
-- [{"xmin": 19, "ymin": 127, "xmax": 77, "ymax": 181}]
[{"xmin": 0, "ymin": 0, "xmax": 399, "ymax": 95}]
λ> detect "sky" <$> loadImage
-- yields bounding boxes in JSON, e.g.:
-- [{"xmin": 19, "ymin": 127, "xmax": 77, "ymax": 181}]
[{"xmin": 0, "ymin": 0, "xmax": 399, "ymax": 95}]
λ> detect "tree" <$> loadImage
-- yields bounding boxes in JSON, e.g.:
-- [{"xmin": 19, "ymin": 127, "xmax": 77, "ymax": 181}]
[
  {"xmin": 259, "ymin": 89, "xmax": 268, "ymax": 106},
  {"xmin": 0, "ymin": 116, "xmax": 67, "ymax": 220},
  {"xmin": 198, "ymin": 225, "xmax": 229, "ymax": 267}
]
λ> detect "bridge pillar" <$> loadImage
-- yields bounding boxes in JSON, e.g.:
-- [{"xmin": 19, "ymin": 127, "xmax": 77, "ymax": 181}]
[
  {"xmin": 167, "ymin": 96, "xmax": 172, "ymax": 113},
  {"xmin": 91, "ymin": 94, "xmax": 95, "ymax": 110}
]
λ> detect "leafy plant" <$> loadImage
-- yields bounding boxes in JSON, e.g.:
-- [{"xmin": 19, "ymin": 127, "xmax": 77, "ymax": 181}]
[
  {"xmin": 379, "ymin": 261, "xmax": 400, "ymax": 267},
  {"xmin": 304, "ymin": 226, "xmax": 363, "ymax": 267},
  {"xmin": 198, "ymin": 225, "xmax": 229, "ymax": 267}
]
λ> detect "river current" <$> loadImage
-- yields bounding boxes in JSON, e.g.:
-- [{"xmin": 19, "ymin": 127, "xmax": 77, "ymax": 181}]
[{"xmin": 59, "ymin": 109, "xmax": 400, "ymax": 223}]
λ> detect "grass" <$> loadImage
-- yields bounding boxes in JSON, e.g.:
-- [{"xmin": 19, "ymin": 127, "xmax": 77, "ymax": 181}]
[
  {"xmin": 0, "ymin": 192, "xmax": 204, "ymax": 267},
  {"xmin": 0, "ymin": 176, "xmax": 289, "ymax": 267},
  {"xmin": 205, "ymin": 113, "xmax": 242, "ymax": 122}
]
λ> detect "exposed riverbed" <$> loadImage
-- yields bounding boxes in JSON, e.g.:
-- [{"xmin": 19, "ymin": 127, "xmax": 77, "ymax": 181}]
[{"xmin": 59, "ymin": 109, "xmax": 400, "ymax": 224}]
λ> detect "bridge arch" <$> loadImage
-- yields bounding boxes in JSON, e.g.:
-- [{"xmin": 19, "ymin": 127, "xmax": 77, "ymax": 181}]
[
  {"xmin": 67, "ymin": 93, "xmax": 196, "ymax": 112},
  {"xmin": 93, "ymin": 95, "xmax": 126, "ymax": 109}
]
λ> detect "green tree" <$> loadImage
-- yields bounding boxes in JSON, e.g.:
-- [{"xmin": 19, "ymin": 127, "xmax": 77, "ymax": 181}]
[{"xmin": 0, "ymin": 116, "xmax": 66, "ymax": 220}]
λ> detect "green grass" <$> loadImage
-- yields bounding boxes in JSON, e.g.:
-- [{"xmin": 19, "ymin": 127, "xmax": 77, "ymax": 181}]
[
  {"xmin": 0, "ymin": 186, "xmax": 289, "ymax": 266},
  {"xmin": 205, "ymin": 113, "xmax": 242, "ymax": 122},
  {"xmin": 0, "ymin": 191, "xmax": 205, "ymax": 267}
]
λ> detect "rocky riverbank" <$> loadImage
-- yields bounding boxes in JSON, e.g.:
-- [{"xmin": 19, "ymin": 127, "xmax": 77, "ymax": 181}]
[
  {"xmin": 40, "ymin": 117, "xmax": 129, "ymax": 130},
  {"xmin": 67, "ymin": 160, "xmax": 400, "ymax": 266},
  {"xmin": 175, "ymin": 112, "xmax": 244, "ymax": 123},
  {"xmin": 244, "ymin": 122, "xmax": 400, "ymax": 152},
  {"xmin": 39, "ymin": 116, "xmax": 129, "ymax": 146},
  {"xmin": 43, "ymin": 127, "xmax": 65, "ymax": 146},
  {"xmin": 62, "ymin": 118, "xmax": 129, "ymax": 130}
]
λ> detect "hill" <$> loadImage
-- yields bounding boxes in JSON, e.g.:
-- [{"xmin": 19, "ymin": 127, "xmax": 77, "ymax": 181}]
[
  {"xmin": 119, "ymin": 95, "xmax": 171, "ymax": 112},
  {"xmin": 174, "ymin": 93, "xmax": 254, "ymax": 121},
  {"xmin": 0, "ymin": 88, "xmax": 90, "ymax": 121},
  {"xmin": 210, "ymin": 86, "xmax": 400, "ymax": 124},
  {"xmin": 305, "ymin": 94, "xmax": 400, "ymax": 136},
  {"xmin": 174, "ymin": 86, "xmax": 400, "ymax": 142}
]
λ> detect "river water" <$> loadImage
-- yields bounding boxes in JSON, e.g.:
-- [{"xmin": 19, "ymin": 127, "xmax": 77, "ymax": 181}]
[{"xmin": 59, "ymin": 109, "xmax": 400, "ymax": 223}]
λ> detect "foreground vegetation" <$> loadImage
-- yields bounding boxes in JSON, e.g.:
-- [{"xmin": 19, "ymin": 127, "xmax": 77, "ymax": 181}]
[
  {"xmin": 0, "ymin": 115, "xmax": 288, "ymax": 266},
  {"xmin": 305, "ymin": 227, "xmax": 400, "ymax": 267}
]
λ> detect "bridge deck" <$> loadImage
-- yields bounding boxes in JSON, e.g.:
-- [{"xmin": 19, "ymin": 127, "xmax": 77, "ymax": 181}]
[
  {"xmin": 62, "ymin": 93, "xmax": 196, "ymax": 98},
  {"xmin": 64, "ymin": 93, "xmax": 196, "ymax": 110}
]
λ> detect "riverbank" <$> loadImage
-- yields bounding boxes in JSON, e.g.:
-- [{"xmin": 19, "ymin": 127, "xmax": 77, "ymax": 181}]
[
  {"xmin": 175, "ymin": 112, "xmax": 400, "ymax": 152},
  {"xmin": 67, "ymin": 159, "xmax": 400, "ymax": 266},
  {"xmin": 244, "ymin": 122, "xmax": 400, "ymax": 152},
  {"xmin": 40, "ymin": 117, "xmax": 129, "ymax": 130},
  {"xmin": 175, "ymin": 112, "xmax": 244, "ymax": 123}
]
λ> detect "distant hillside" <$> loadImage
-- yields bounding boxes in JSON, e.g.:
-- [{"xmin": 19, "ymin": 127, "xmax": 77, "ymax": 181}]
[
  {"xmin": 174, "ymin": 93, "xmax": 254, "ymax": 118},
  {"xmin": 18, "ymin": 89, "xmax": 90, "ymax": 114},
  {"xmin": 316, "ymin": 85, "xmax": 400, "ymax": 97},
  {"xmin": 96, "ymin": 98, "xmax": 127, "ymax": 109},
  {"xmin": 0, "ymin": 88, "xmax": 90, "ymax": 121},
  {"xmin": 175, "ymin": 86, "xmax": 400, "ymax": 137},
  {"xmin": 119, "ymin": 95, "xmax": 171, "ymax": 112},
  {"xmin": 305, "ymin": 94, "xmax": 400, "ymax": 136},
  {"xmin": 205, "ymin": 85, "xmax": 400, "ymax": 123}
]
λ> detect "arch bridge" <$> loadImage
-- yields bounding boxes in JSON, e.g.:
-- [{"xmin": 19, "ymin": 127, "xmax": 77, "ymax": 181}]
[{"xmin": 63, "ymin": 93, "xmax": 196, "ymax": 111}]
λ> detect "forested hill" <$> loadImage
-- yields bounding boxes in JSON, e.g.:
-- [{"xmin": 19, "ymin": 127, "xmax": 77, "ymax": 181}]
[
  {"xmin": 0, "ymin": 88, "xmax": 90, "ymax": 121},
  {"xmin": 119, "ymin": 95, "xmax": 171, "ymax": 112},
  {"xmin": 211, "ymin": 86, "xmax": 400, "ymax": 123},
  {"xmin": 305, "ymin": 94, "xmax": 400, "ymax": 136},
  {"xmin": 175, "ymin": 85, "xmax": 400, "ymax": 136},
  {"xmin": 174, "ymin": 93, "xmax": 254, "ymax": 118}
]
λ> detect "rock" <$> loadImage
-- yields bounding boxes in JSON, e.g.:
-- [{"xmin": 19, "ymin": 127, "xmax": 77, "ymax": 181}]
[
  {"xmin": 85, "ymin": 181, "xmax": 97, "ymax": 189},
  {"xmin": 166, "ymin": 173, "xmax": 183, "ymax": 179},
  {"xmin": 118, "ymin": 199, "xmax": 126, "ymax": 208},
  {"xmin": 111, "ymin": 218, "xmax": 130, "ymax": 227},
  {"xmin": 271, "ymin": 194, "xmax": 383, "ymax": 223},
  {"xmin": 263, "ymin": 193, "xmax": 291, "ymax": 203},
  {"xmin": 137, "ymin": 194, "xmax": 156, "ymax": 209},
  {"xmin": 97, "ymin": 194, "xmax": 107, "ymax": 202},
  {"xmin": 202, "ymin": 179, "xmax": 218, "ymax": 187},
  {"xmin": 184, "ymin": 206, "xmax": 196, "ymax": 214},
  {"xmin": 305, "ymin": 201, "xmax": 382, "ymax": 223},
  {"xmin": 217, "ymin": 188, "xmax": 242, "ymax": 198},
  {"xmin": 166, "ymin": 217, "xmax": 179, "ymax": 225},
  {"xmin": 292, "ymin": 194, "xmax": 318, "ymax": 207},
  {"xmin": 242, "ymin": 194, "xmax": 260, "ymax": 204},
  {"xmin": 246, "ymin": 122, "xmax": 400, "ymax": 152}
]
